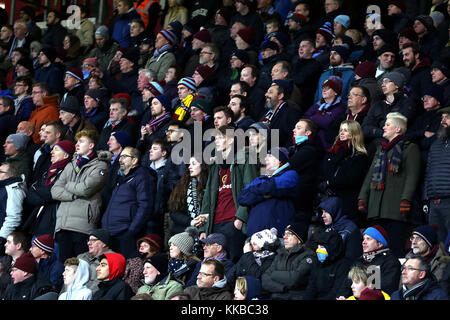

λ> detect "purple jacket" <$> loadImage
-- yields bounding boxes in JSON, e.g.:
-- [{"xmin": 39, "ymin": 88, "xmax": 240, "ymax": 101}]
[{"xmin": 303, "ymin": 100, "xmax": 346, "ymax": 153}]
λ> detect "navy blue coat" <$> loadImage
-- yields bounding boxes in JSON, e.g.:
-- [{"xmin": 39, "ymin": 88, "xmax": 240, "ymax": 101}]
[
  {"xmin": 238, "ymin": 165, "xmax": 300, "ymax": 237},
  {"xmin": 102, "ymin": 166, "xmax": 157, "ymax": 236},
  {"xmin": 391, "ymin": 276, "xmax": 449, "ymax": 300}
]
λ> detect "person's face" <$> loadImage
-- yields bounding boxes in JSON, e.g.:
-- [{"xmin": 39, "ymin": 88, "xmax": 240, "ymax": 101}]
[
  {"xmin": 190, "ymin": 106, "xmax": 206, "ymax": 122},
  {"xmin": 95, "ymin": 35, "xmax": 106, "ymax": 48},
  {"xmin": 398, "ymin": 36, "xmax": 411, "ymax": 49},
  {"xmin": 402, "ymin": 47, "xmax": 417, "ymax": 68},
  {"xmin": 322, "ymin": 85, "xmax": 337, "ymax": 101},
  {"xmin": 295, "ymin": 3, "xmax": 309, "ymax": 17},
  {"xmin": 315, "ymin": 33, "xmax": 327, "ymax": 48},
  {"xmin": 59, "ymin": 110, "xmax": 76, "ymax": 126},
  {"xmin": 39, "ymin": 125, "xmax": 47, "ymax": 142},
  {"xmin": 372, "ymin": 35, "xmax": 384, "ymax": 51},
  {"xmin": 130, "ymin": 22, "xmax": 144, "ymax": 37},
  {"xmin": 203, "ymin": 243, "xmax": 220, "ymax": 258},
  {"xmin": 422, "ymin": 95, "xmax": 440, "ymax": 111},
  {"xmin": 379, "ymin": 52, "xmax": 396, "ymax": 70},
  {"xmin": 191, "ymin": 38, "xmax": 204, "ymax": 51},
  {"xmin": 189, "ymin": 157, "xmax": 202, "ymax": 177},
  {"xmin": 155, "ymin": 33, "xmax": 168, "ymax": 50},
  {"xmin": 351, "ymin": 279, "xmax": 367, "ymax": 298},
  {"xmin": 88, "ymin": 236, "xmax": 106, "ymax": 256},
  {"xmin": 75, "ymin": 136, "xmax": 94, "ymax": 157},
  {"xmin": 413, "ymin": 20, "xmax": 427, "ymax": 36},
  {"xmin": 164, "ymin": 67, "xmax": 176, "ymax": 83},
  {"xmin": 249, "ymin": 130, "xmax": 263, "ymax": 148},
  {"xmin": 31, "ymin": 86, "xmax": 45, "ymax": 106},
  {"xmin": 214, "ymin": 13, "xmax": 227, "ymax": 26},
  {"xmin": 29, "ymin": 244, "xmax": 44, "ymax": 259},
  {"xmin": 333, "ymin": 22, "xmax": 344, "ymax": 36},
  {"xmin": 214, "ymin": 111, "xmax": 230, "ymax": 129},
  {"xmin": 265, "ymin": 23, "xmax": 276, "ymax": 35},
  {"xmin": 292, "ymin": 120, "xmax": 309, "ymax": 137},
  {"xmin": 64, "ymin": 74, "xmax": 79, "ymax": 90},
  {"xmin": 51, "ymin": 145, "xmax": 69, "ymax": 164},
  {"xmin": 383, "ymin": 118, "xmax": 400, "ymax": 142},
  {"xmin": 228, "ymin": 97, "xmax": 242, "ymax": 117},
  {"xmin": 324, "ymin": 0, "xmax": 339, "ymax": 13},
  {"xmin": 84, "ymin": 95, "xmax": 98, "ymax": 113},
  {"xmin": 196, "ymin": 264, "xmax": 217, "ymax": 288},
  {"xmin": 166, "ymin": 125, "xmax": 182, "ymax": 143},
  {"xmin": 298, "ymin": 41, "xmax": 314, "ymax": 59},
  {"xmin": 11, "ymin": 51, "xmax": 23, "ymax": 65},
  {"xmin": 401, "ymin": 259, "xmax": 426, "ymax": 288},
  {"xmin": 387, "ymin": 4, "xmax": 402, "ymax": 15},
  {"xmin": 109, "ymin": 103, "xmax": 127, "ymax": 122},
  {"xmin": 13, "ymin": 22, "xmax": 27, "ymax": 39},
  {"xmin": 381, "ymin": 78, "xmax": 398, "ymax": 95},
  {"xmin": 169, "ymin": 243, "xmax": 181, "ymax": 259},
  {"xmin": 116, "ymin": 1, "xmax": 128, "ymax": 14},
  {"xmin": 347, "ymin": 87, "xmax": 365, "ymax": 108},
  {"xmin": 142, "ymin": 88, "xmax": 153, "ymax": 102},
  {"xmin": 329, "ymin": 51, "xmax": 343, "ymax": 67},
  {"xmin": 177, "ymin": 84, "xmax": 191, "ymax": 100},
  {"xmin": 271, "ymin": 63, "xmax": 286, "ymax": 80},
  {"xmin": 63, "ymin": 36, "xmax": 71, "ymax": 50},
  {"xmin": 265, "ymin": 85, "xmax": 280, "ymax": 109},
  {"xmin": 261, "ymin": 48, "xmax": 277, "ymax": 60},
  {"xmin": 339, "ymin": 123, "xmax": 352, "ymax": 141},
  {"xmin": 10, "ymin": 267, "xmax": 28, "ymax": 284},
  {"xmin": 230, "ymin": 56, "xmax": 244, "ymax": 69},
  {"xmin": 96, "ymin": 258, "xmax": 110, "ymax": 281},
  {"xmin": 149, "ymin": 143, "xmax": 165, "ymax": 162},
  {"xmin": 362, "ymin": 234, "xmax": 382, "ymax": 253},
  {"xmin": 107, "ymin": 135, "xmax": 122, "ymax": 154},
  {"xmin": 15, "ymin": 64, "xmax": 30, "ymax": 77},
  {"xmin": 143, "ymin": 262, "xmax": 160, "ymax": 285},
  {"xmin": 46, "ymin": 11, "xmax": 57, "ymax": 25},
  {"xmin": 214, "ymin": 133, "xmax": 231, "ymax": 152},
  {"xmin": 229, "ymin": 83, "xmax": 243, "ymax": 97},
  {"xmin": 322, "ymin": 210, "xmax": 333, "ymax": 226},
  {"xmin": 0, "ymin": 99, "xmax": 9, "ymax": 115},
  {"xmin": 63, "ymin": 265, "xmax": 77, "ymax": 286},
  {"xmin": 3, "ymin": 139, "xmax": 18, "ymax": 157},
  {"xmin": 265, "ymin": 154, "xmax": 281, "ymax": 171},
  {"xmin": 13, "ymin": 81, "xmax": 28, "ymax": 97},
  {"xmin": 16, "ymin": 122, "xmax": 29, "ymax": 134},
  {"xmin": 0, "ymin": 26, "xmax": 13, "ymax": 41},
  {"xmin": 234, "ymin": 35, "xmax": 247, "ymax": 50},
  {"xmin": 234, "ymin": 287, "xmax": 245, "ymax": 300},
  {"xmin": 283, "ymin": 230, "xmax": 301, "ymax": 250},
  {"xmin": 410, "ymin": 235, "xmax": 430, "ymax": 255},
  {"xmin": 431, "ymin": 68, "xmax": 446, "ymax": 84},
  {"xmin": 4, "ymin": 235, "xmax": 19, "ymax": 256},
  {"xmin": 199, "ymin": 47, "xmax": 214, "ymax": 65},
  {"xmin": 151, "ymin": 98, "xmax": 165, "ymax": 117},
  {"xmin": 192, "ymin": 70, "xmax": 204, "ymax": 86},
  {"xmin": 119, "ymin": 149, "xmax": 136, "ymax": 172},
  {"xmin": 139, "ymin": 241, "xmax": 154, "ymax": 258},
  {"xmin": 0, "ymin": 164, "xmax": 10, "ymax": 181},
  {"xmin": 119, "ymin": 57, "xmax": 134, "ymax": 73},
  {"xmin": 441, "ymin": 113, "xmax": 450, "ymax": 128},
  {"xmin": 44, "ymin": 125, "xmax": 58, "ymax": 146}
]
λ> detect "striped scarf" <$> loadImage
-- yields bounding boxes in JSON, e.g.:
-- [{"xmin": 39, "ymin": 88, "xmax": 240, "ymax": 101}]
[
  {"xmin": 187, "ymin": 178, "xmax": 200, "ymax": 220},
  {"xmin": 75, "ymin": 152, "xmax": 96, "ymax": 173},
  {"xmin": 148, "ymin": 111, "xmax": 171, "ymax": 133},
  {"xmin": 371, "ymin": 135, "xmax": 404, "ymax": 190}
]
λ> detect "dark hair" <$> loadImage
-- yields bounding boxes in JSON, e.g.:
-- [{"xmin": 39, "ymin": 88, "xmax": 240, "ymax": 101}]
[
  {"xmin": 33, "ymin": 82, "xmax": 51, "ymax": 95},
  {"xmin": 275, "ymin": 60, "xmax": 291, "ymax": 76},
  {"xmin": 298, "ymin": 118, "xmax": 317, "ymax": 139},
  {"xmin": 131, "ymin": 19, "xmax": 145, "ymax": 30},
  {"xmin": 402, "ymin": 42, "xmax": 422, "ymax": 59},
  {"xmin": 203, "ymin": 259, "xmax": 225, "ymax": 279},
  {"xmin": 109, "ymin": 97, "xmax": 129, "ymax": 111},
  {"xmin": 242, "ymin": 64, "xmax": 259, "ymax": 79},
  {"xmin": 0, "ymin": 162, "xmax": 19, "ymax": 178},
  {"xmin": 351, "ymin": 85, "xmax": 371, "ymax": 103},
  {"xmin": 230, "ymin": 94, "xmax": 250, "ymax": 114},
  {"xmin": 405, "ymin": 254, "xmax": 431, "ymax": 277},
  {"xmin": 64, "ymin": 34, "xmax": 82, "ymax": 59},
  {"xmin": 168, "ymin": 157, "xmax": 209, "ymax": 212},
  {"xmin": 213, "ymin": 106, "xmax": 234, "ymax": 120},
  {"xmin": 0, "ymin": 96, "xmax": 15, "ymax": 113},
  {"xmin": 9, "ymin": 231, "xmax": 31, "ymax": 252},
  {"xmin": 231, "ymin": 80, "xmax": 250, "ymax": 94},
  {"xmin": 168, "ymin": 65, "xmax": 183, "ymax": 82},
  {"xmin": 151, "ymin": 138, "xmax": 170, "ymax": 155},
  {"xmin": 45, "ymin": 121, "xmax": 66, "ymax": 139},
  {"xmin": 14, "ymin": 76, "xmax": 33, "ymax": 94},
  {"xmin": 167, "ymin": 119, "xmax": 188, "ymax": 131}
]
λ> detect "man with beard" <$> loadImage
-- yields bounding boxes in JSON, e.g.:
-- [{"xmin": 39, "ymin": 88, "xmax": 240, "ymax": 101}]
[
  {"xmin": 260, "ymin": 81, "xmax": 301, "ymax": 147},
  {"xmin": 87, "ymin": 26, "xmax": 120, "ymax": 74},
  {"xmin": 424, "ymin": 106, "xmax": 450, "ymax": 243},
  {"xmin": 228, "ymin": 95, "xmax": 254, "ymax": 131},
  {"xmin": 40, "ymin": 10, "xmax": 67, "ymax": 49}
]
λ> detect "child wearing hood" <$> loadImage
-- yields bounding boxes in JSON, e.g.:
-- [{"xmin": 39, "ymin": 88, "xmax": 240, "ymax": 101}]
[{"xmin": 59, "ymin": 258, "xmax": 92, "ymax": 300}]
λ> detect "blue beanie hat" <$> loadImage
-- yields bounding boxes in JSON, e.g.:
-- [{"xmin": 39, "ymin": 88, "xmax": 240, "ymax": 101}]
[
  {"xmin": 231, "ymin": 50, "xmax": 249, "ymax": 64},
  {"xmin": 177, "ymin": 77, "xmax": 197, "ymax": 92},
  {"xmin": 363, "ymin": 226, "xmax": 389, "ymax": 247},
  {"xmin": 423, "ymin": 84, "xmax": 445, "ymax": 106},
  {"xmin": 334, "ymin": 15, "xmax": 351, "ymax": 29},
  {"xmin": 413, "ymin": 225, "xmax": 438, "ymax": 248},
  {"xmin": 111, "ymin": 131, "xmax": 130, "ymax": 149},
  {"xmin": 154, "ymin": 94, "xmax": 172, "ymax": 111}
]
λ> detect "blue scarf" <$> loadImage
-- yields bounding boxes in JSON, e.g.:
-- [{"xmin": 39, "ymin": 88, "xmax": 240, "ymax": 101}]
[
  {"xmin": 153, "ymin": 44, "xmax": 172, "ymax": 58},
  {"xmin": 318, "ymin": 96, "xmax": 341, "ymax": 112}
]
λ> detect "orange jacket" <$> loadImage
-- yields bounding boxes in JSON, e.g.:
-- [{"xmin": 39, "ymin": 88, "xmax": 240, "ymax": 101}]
[
  {"xmin": 29, "ymin": 95, "xmax": 60, "ymax": 144},
  {"xmin": 134, "ymin": 0, "xmax": 159, "ymax": 28}
]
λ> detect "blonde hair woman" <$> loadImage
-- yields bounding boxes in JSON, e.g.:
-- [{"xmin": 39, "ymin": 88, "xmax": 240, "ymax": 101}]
[{"xmin": 319, "ymin": 120, "xmax": 369, "ymax": 227}]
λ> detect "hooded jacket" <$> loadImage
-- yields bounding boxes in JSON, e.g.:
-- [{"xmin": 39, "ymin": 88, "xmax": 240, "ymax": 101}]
[
  {"xmin": 318, "ymin": 197, "xmax": 362, "ymax": 261},
  {"xmin": 29, "ymin": 95, "xmax": 60, "ymax": 144},
  {"xmin": 0, "ymin": 177, "xmax": 26, "ymax": 239},
  {"xmin": 302, "ymin": 231, "xmax": 352, "ymax": 300},
  {"xmin": 243, "ymin": 275, "xmax": 262, "ymax": 300},
  {"xmin": 58, "ymin": 259, "xmax": 92, "ymax": 300},
  {"xmin": 93, "ymin": 253, "xmax": 133, "ymax": 300}
]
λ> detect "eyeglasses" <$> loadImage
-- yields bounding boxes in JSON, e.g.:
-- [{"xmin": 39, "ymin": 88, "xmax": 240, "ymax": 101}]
[
  {"xmin": 421, "ymin": 95, "xmax": 434, "ymax": 101},
  {"xmin": 198, "ymin": 272, "xmax": 215, "ymax": 277},
  {"xmin": 87, "ymin": 238, "xmax": 99, "ymax": 243},
  {"xmin": 203, "ymin": 243, "xmax": 218, "ymax": 248},
  {"xmin": 119, "ymin": 154, "xmax": 134, "ymax": 159},
  {"xmin": 409, "ymin": 236, "xmax": 424, "ymax": 243},
  {"xmin": 283, "ymin": 231, "xmax": 294, "ymax": 238},
  {"xmin": 348, "ymin": 92, "xmax": 363, "ymax": 97},
  {"xmin": 401, "ymin": 265, "xmax": 425, "ymax": 272},
  {"xmin": 200, "ymin": 51, "xmax": 213, "ymax": 55}
]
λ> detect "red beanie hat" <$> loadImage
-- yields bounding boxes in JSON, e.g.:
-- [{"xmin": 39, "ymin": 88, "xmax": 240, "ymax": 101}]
[
  {"xmin": 33, "ymin": 234, "xmax": 54, "ymax": 255},
  {"xmin": 113, "ymin": 93, "xmax": 131, "ymax": 108},
  {"xmin": 237, "ymin": 26, "xmax": 256, "ymax": 45},
  {"xmin": 137, "ymin": 233, "xmax": 163, "ymax": 253},
  {"xmin": 195, "ymin": 65, "xmax": 216, "ymax": 80},
  {"xmin": 355, "ymin": 61, "xmax": 377, "ymax": 79},
  {"xmin": 359, "ymin": 287, "xmax": 385, "ymax": 300},
  {"xmin": 13, "ymin": 252, "xmax": 37, "ymax": 274},
  {"xmin": 193, "ymin": 29, "xmax": 211, "ymax": 43},
  {"xmin": 55, "ymin": 140, "xmax": 76, "ymax": 157}
]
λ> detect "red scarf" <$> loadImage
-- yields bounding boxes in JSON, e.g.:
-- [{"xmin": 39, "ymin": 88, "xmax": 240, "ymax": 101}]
[
  {"xmin": 45, "ymin": 158, "xmax": 72, "ymax": 186},
  {"xmin": 327, "ymin": 138, "xmax": 350, "ymax": 154}
]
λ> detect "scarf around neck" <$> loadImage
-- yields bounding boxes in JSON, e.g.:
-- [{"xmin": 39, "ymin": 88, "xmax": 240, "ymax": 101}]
[
  {"xmin": 148, "ymin": 111, "xmax": 171, "ymax": 133},
  {"xmin": 328, "ymin": 138, "xmax": 350, "ymax": 154},
  {"xmin": 45, "ymin": 158, "xmax": 71, "ymax": 186},
  {"xmin": 371, "ymin": 135, "xmax": 404, "ymax": 191},
  {"xmin": 362, "ymin": 247, "xmax": 390, "ymax": 263}
]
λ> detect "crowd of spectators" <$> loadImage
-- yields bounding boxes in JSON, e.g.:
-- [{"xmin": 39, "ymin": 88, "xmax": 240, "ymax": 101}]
[{"xmin": 0, "ymin": 0, "xmax": 449, "ymax": 301}]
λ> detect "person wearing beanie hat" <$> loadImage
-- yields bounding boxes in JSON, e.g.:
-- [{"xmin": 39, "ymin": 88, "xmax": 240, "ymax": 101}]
[
  {"xmin": 216, "ymin": 8, "xmax": 232, "ymax": 26},
  {"xmin": 316, "ymin": 21, "xmax": 334, "ymax": 46},
  {"xmin": 260, "ymin": 220, "xmax": 316, "ymax": 299},
  {"xmin": 167, "ymin": 227, "xmax": 200, "ymax": 282},
  {"xmin": 35, "ymin": 47, "xmax": 65, "ymax": 95},
  {"xmin": 382, "ymin": 71, "xmax": 406, "ymax": 90},
  {"xmin": 231, "ymin": 50, "xmax": 249, "ymax": 65},
  {"xmin": 355, "ymin": 61, "xmax": 377, "ymax": 79},
  {"xmin": 190, "ymin": 97, "xmax": 213, "ymax": 117},
  {"xmin": 145, "ymin": 29, "xmax": 177, "ymax": 82},
  {"xmin": 143, "ymin": 81, "xmax": 165, "ymax": 97},
  {"xmin": 93, "ymin": 252, "xmax": 133, "ymax": 300},
  {"xmin": 110, "ymin": 131, "xmax": 131, "ymax": 151},
  {"xmin": 30, "ymin": 234, "xmax": 65, "ymax": 291},
  {"xmin": 95, "ymin": 25, "xmax": 110, "ymax": 39},
  {"xmin": 236, "ymin": 26, "xmax": 256, "ymax": 47},
  {"xmin": 3, "ymin": 132, "xmax": 33, "ymax": 183},
  {"xmin": 250, "ymin": 227, "xmax": 278, "ymax": 250},
  {"xmin": 193, "ymin": 65, "xmax": 216, "ymax": 87},
  {"xmin": 330, "ymin": 45, "xmax": 349, "ymax": 63},
  {"xmin": 410, "ymin": 225, "xmax": 438, "ymax": 257},
  {"xmin": 238, "ymin": 148, "xmax": 300, "ymax": 236},
  {"xmin": 363, "ymin": 225, "xmax": 389, "ymax": 248},
  {"xmin": 375, "ymin": 45, "xmax": 397, "ymax": 79},
  {"xmin": 333, "ymin": 15, "xmax": 350, "ymax": 35},
  {"xmin": 16, "ymin": 57, "xmax": 34, "ymax": 77},
  {"xmin": 48, "ymin": 140, "xmax": 76, "ymax": 177},
  {"xmin": 172, "ymin": 77, "xmax": 198, "ymax": 122},
  {"xmin": 193, "ymin": 29, "xmax": 211, "ymax": 44},
  {"xmin": 83, "ymin": 90, "xmax": 108, "ymax": 132}
]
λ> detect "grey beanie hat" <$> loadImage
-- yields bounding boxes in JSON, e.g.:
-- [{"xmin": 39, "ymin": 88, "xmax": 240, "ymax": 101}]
[
  {"xmin": 168, "ymin": 227, "xmax": 198, "ymax": 256},
  {"xmin": 383, "ymin": 71, "xmax": 406, "ymax": 89},
  {"xmin": 7, "ymin": 133, "xmax": 29, "ymax": 151},
  {"xmin": 95, "ymin": 25, "xmax": 110, "ymax": 39}
]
